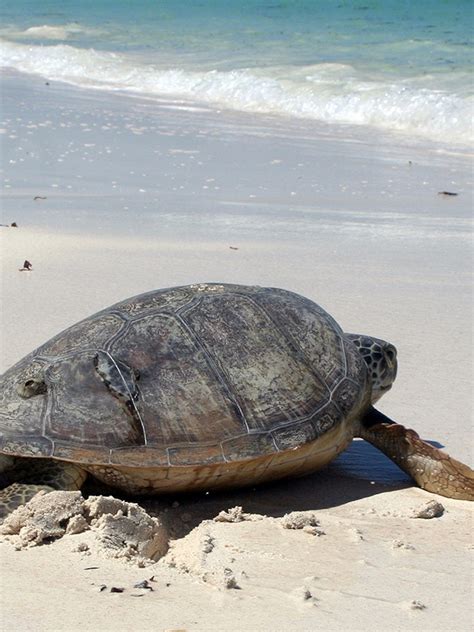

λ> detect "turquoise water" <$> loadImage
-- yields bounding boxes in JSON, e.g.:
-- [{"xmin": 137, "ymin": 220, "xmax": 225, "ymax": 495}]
[{"xmin": 1, "ymin": 1, "xmax": 472, "ymax": 143}]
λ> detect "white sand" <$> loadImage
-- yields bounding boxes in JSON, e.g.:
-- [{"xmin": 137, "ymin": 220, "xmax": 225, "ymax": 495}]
[{"xmin": 0, "ymin": 71, "xmax": 473, "ymax": 631}]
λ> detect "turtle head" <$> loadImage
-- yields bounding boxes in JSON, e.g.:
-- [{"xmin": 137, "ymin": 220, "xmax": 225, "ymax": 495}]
[{"xmin": 345, "ymin": 334, "xmax": 398, "ymax": 404}]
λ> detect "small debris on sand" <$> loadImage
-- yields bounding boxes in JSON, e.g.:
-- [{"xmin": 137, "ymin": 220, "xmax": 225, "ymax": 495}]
[
  {"xmin": 290, "ymin": 585, "xmax": 318, "ymax": 606},
  {"xmin": 302, "ymin": 525, "xmax": 325, "ymax": 536},
  {"xmin": 74, "ymin": 542, "xmax": 90, "ymax": 553},
  {"xmin": 229, "ymin": 246, "xmax": 239, "ymax": 250},
  {"xmin": 411, "ymin": 500, "xmax": 445, "ymax": 519},
  {"xmin": 348, "ymin": 527, "xmax": 365, "ymax": 542},
  {"xmin": 438, "ymin": 191, "xmax": 458, "ymax": 196},
  {"xmin": 280, "ymin": 511, "xmax": 322, "ymax": 531},
  {"xmin": 133, "ymin": 579, "xmax": 154, "ymax": 591},
  {"xmin": 201, "ymin": 534, "xmax": 215, "ymax": 554},
  {"xmin": 222, "ymin": 567, "xmax": 240, "ymax": 589},
  {"xmin": 33, "ymin": 196, "xmax": 47, "ymax": 201},
  {"xmin": 19, "ymin": 260, "xmax": 33, "ymax": 271},
  {"xmin": 213, "ymin": 506, "xmax": 263, "ymax": 523}
]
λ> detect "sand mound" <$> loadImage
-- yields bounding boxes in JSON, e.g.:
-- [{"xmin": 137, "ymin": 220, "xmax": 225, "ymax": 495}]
[
  {"xmin": 0, "ymin": 491, "xmax": 168, "ymax": 563},
  {"xmin": 164, "ymin": 506, "xmax": 327, "ymax": 589},
  {"xmin": 166, "ymin": 521, "xmax": 243, "ymax": 589},
  {"xmin": 165, "ymin": 506, "xmax": 269, "ymax": 589}
]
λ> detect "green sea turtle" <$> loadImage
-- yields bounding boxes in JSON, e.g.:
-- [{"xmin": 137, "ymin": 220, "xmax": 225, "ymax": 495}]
[{"xmin": 0, "ymin": 283, "xmax": 472, "ymax": 517}]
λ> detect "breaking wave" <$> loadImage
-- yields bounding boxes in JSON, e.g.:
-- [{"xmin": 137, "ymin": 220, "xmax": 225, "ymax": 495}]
[{"xmin": 1, "ymin": 38, "xmax": 472, "ymax": 145}]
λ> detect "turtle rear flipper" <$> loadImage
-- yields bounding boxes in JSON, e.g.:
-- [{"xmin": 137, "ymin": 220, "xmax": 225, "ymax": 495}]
[
  {"xmin": 360, "ymin": 409, "xmax": 474, "ymax": 501},
  {"xmin": 0, "ymin": 483, "xmax": 54, "ymax": 519},
  {"xmin": 0, "ymin": 461, "xmax": 87, "ymax": 519}
]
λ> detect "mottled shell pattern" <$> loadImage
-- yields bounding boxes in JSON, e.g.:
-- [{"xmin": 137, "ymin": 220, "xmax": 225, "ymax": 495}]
[{"xmin": 0, "ymin": 284, "xmax": 369, "ymax": 469}]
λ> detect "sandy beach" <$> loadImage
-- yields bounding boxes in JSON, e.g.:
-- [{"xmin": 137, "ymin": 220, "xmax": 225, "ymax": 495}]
[{"xmin": 1, "ymin": 70, "xmax": 473, "ymax": 631}]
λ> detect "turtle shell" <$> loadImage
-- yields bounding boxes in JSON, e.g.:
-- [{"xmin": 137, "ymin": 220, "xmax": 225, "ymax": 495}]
[{"xmin": 0, "ymin": 284, "xmax": 369, "ymax": 471}]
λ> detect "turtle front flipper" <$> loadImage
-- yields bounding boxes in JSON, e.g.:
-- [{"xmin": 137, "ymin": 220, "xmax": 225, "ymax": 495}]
[
  {"xmin": 359, "ymin": 408, "xmax": 474, "ymax": 501},
  {"xmin": 0, "ymin": 460, "xmax": 87, "ymax": 519}
]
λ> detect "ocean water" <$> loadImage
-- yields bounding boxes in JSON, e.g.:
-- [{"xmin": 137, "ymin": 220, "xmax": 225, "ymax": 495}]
[{"xmin": 0, "ymin": 0, "xmax": 472, "ymax": 144}]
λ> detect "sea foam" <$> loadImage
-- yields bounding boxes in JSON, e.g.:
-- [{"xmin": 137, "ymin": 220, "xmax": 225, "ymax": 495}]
[
  {"xmin": 0, "ymin": 38, "xmax": 471, "ymax": 145},
  {"xmin": 1, "ymin": 23, "xmax": 102, "ymax": 41}
]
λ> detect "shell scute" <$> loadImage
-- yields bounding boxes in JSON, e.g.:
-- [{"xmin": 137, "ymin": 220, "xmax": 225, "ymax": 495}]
[
  {"xmin": 109, "ymin": 446, "xmax": 169, "ymax": 468},
  {"xmin": 221, "ymin": 432, "xmax": 277, "ymax": 461},
  {"xmin": 343, "ymin": 338, "xmax": 369, "ymax": 387},
  {"xmin": 167, "ymin": 443, "xmax": 225, "ymax": 466},
  {"xmin": 182, "ymin": 292, "xmax": 328, "ymax": 432},
  {"xmin": 109, "ymin": 312, "xmax": 245, "ymax": 445},
  {"xmin": 37, "ymin": 313, "xmax": 125, "ymax": 358},
  {"xmin": 311, "ymin": 403, "xmax": 343, "ymax": 437},
  {"xmin": 272, "ymin": 419, "xmax": 318, "ymax": 451},
  {"xmin": 0, "ymin": 435, "xmax": 53, "ymax": 458},
  {"xmin": 332, "ymin": 378, "xmax": 366, "ymax": 417},
  {"xmin": 253, "ymin": 288, "xmax": 346, "ymax": 390},
  {"xmin": 53, "ymin": 442, "xmax": 112, "ymax": 464},
  {"xmin": 46, "ymin": 351, "xmax": 143, "ymax": 447},
  {"xmin": 113, "ymin": 284, "xmax": 203, "ymax": 317}
]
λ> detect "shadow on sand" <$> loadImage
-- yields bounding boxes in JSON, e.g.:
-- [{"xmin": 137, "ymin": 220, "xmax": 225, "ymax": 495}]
[
  {"xmin": 83, "ymin": 437, "xmax": 445, "ymax": 539},
  {"xmin": 142, "ymin": 438, "xmax": 438, "ymax": 537}
]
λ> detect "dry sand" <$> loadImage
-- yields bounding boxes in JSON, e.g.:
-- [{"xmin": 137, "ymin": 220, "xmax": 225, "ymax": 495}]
[{"xmin": 0, "ymin": 71, "xmax": 473, "ymax": 631}]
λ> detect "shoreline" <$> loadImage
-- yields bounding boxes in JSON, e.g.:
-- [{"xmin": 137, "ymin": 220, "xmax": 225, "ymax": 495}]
[{"xmin": 1, "ymin": 70, "xmax": 471, "ymax": 246}]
